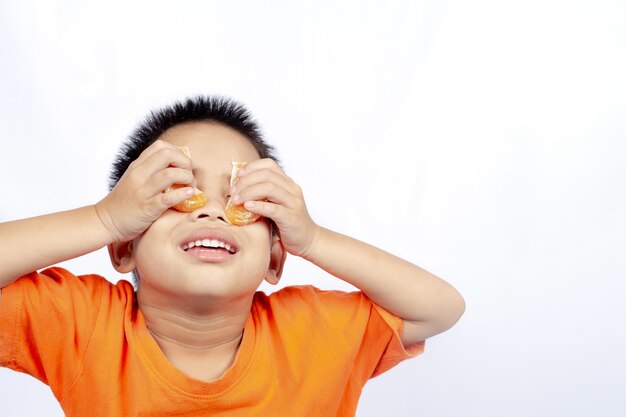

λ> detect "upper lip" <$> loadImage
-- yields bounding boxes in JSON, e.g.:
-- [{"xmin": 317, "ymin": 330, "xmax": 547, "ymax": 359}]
[{"xmin": 180, "ymin": 227, "xmax": 238, "ymax": 254}]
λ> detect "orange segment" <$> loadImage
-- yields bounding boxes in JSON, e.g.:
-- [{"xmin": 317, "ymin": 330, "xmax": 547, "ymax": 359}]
[
  {"xmin": 169, "ymin": 146, "xmax": 208, "ymax": 212},
  {"xmin": 225, "ymin": 161, "xmax": 261, "ymax": 225},
  {"xmin": 170, "ymin": 184, "xmax": 208, "ymax": 212},
  {"xmin": 176, "ymin": 145, "xmax": 192, "ymax": 159}
]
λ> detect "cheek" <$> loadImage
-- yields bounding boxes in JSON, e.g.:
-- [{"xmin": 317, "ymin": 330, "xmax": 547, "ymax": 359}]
[
  {"xmin": 132, "ymin": 222, "xmax": 177, "ymax": 277},
  {"xmin": 133, "ymin": 239, "xmax": 165, "ymax": 282},
  {"xmin": 133, "ymin": 226, "xmax": 164, "ymax": 258},
  {"xmin": 243, "ymin": 225, "xmax": 273, "ymax": 270},
  {"xmin": 251, "ymin": 248, "xmax": 272, "ymax": 272}
]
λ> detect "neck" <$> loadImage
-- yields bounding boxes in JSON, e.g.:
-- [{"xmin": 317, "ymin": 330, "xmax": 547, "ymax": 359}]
[{"xmin": 137, "ymin": 291, "xmax": 254, "ymax": 381}]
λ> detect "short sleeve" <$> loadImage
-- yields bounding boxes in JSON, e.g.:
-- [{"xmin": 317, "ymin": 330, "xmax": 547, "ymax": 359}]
[
  {"xmin": 0, "ymin": 267, "xmax": 104, "ymax": 399},
  {"xmin": 265, "ymin": 286, "xmax": 425, "ymax": 382},
  {"xmin": 369, "ymin": 303, "xmax": 425, "ymax": 377}
]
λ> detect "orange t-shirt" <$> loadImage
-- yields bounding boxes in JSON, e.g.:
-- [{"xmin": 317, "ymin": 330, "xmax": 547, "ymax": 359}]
[{"xmin": 0, "ymin": 267, "xmax": 424, "ymax": 416}]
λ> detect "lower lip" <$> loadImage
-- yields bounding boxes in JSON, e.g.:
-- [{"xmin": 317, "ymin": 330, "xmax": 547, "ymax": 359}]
[{"xmin": 184, "ymin": 247, "xmax": 235, "ymax": 262}]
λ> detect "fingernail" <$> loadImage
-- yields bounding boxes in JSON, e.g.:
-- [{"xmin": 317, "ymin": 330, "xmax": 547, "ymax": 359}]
[{"xmin": 231, "ymin": 194, "xmax": 241, "ymax": 203}]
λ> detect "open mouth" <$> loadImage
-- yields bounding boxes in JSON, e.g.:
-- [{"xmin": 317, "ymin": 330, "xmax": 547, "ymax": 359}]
[{"xmin": 182, "ymin": 239, "xmax": 237, "ymax": 254}]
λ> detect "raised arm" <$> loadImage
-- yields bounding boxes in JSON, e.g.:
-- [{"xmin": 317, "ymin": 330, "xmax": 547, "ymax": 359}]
[
  {"xmin": 301, "ymin": 227, "xmax": 465, "ymax": 345},
  {"xmin": 231, "ymin": 159, "xmax": 465, "ymax": 346},
  {"xmin": 0, "ymin": 140, "xmax": 197, "ymax": 292},
  {"xmin": 0, "ymin": 206, "xmax": 116, "ymax": 288}
]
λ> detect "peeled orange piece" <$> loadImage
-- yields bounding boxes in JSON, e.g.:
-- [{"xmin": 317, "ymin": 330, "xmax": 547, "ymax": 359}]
[
  {"xmin": 170, "ymin": 184, "xmax": 208, "ymax": 212},
  {"xmin": 176, "ymin": 145, "xmax": 192, "ymax": 159},
  {"xmin": 225, "ymin": 161, "xmax": 261, "ymax": 225},
  {"xmin": 169, "ymin": 146, "xmax": 208, "ymax": 212}
]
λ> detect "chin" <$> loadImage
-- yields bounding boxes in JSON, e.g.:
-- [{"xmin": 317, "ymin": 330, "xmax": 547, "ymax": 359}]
[{"xmin": 167, "ymin": 274, "xmax": 262, "ymax": 300}]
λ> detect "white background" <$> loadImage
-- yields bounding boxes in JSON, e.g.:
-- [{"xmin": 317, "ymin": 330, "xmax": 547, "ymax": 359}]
[{"xmin": 1, "ymin": 1, "xmax": 625, "ymax": 416}]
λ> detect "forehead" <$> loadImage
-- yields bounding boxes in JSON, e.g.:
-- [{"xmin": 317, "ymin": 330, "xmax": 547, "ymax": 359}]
[{"xmin": 159, "ymin": 121, "xmax": 261, "ymax": 169}]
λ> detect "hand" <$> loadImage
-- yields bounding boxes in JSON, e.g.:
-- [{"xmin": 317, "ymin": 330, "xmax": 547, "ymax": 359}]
[
  {"xmin": 229, "ymin": 159, "xmax": 319, "ymax": 257},
  {"xmin": 95, "ymin": 140, "xmax": 196, "ymax": 242}
]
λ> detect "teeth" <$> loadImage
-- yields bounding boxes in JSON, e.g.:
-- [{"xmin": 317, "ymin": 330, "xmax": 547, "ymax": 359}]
[
  {"xmin": 202, "ymin": 239, "xmax": 218, "ymax": 248},
  {"xmin": 184, "ymin": 239, "xmax": 234, "ymax": 253}
]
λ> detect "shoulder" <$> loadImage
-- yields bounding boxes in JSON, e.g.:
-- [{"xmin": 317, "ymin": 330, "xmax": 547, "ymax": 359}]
[
  {"xmin": 3, "ymin": 266, "xmax": 135, "ymax": 307},
  {"xmin": 254, "ymin": 285, "xmax": 409, "ymax": 340},
  {"xmin": 0, "ymin": 267, "xmax": 136, "ymax": 344},
  {"xmin": 253, "ymin": 285, "xmax": 372, "ymax": 324},
  {"xmin": 257, "ymin": 284, "xmax": 364, "ymax": 305}
]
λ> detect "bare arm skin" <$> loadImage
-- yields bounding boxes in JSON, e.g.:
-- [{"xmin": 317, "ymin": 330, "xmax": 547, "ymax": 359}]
[
  {"xmin": 302, "ymin": 227, "xmax": 465, "ymax": 346},
  {"xmin": 232, "ymin": 159, "xmax": 465, "ymax": 347},
  {"xmin": 0, "ymin": 206, "xmax": 114, "ymax": 289},
  {"xmin": 0, "ymin": 140, "xmax": 196, "ymax": 299}
]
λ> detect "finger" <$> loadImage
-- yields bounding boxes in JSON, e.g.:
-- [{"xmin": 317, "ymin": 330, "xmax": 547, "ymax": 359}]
[
  {"xmin": 235, "ymin": 158, "xmax": 283, "ymax": 177},
  {"xmin": 134, "ymin": 140, "xmax": 186, "ymax": 164},
  {"xmin": 243, "ymin": 200, "xmax": 284, "ymax": 220},
  {"xmin": 125, "ymin": 149, "xmax": 194, "ymax": 196},
  {"xmin": 139, "ymin": 145, "xmax": 194, "ymax": 174},
  {"xmin": 144, "ymin": 167, "xmax": 196, "ymax": 196},
  {"xmin": 151, "ymin": 186, "xmax": 195, "ymax": 211},
  {"xmin": 233, "ymin": 167, "xmax": 299, "ymax": 197},
  {"xmin": 231, "ymin": 181, "xmax": 295, "ymax": 208},
  {"xmin": 126, "ymin": 143, "xmax": 193, "ymax": 186}
]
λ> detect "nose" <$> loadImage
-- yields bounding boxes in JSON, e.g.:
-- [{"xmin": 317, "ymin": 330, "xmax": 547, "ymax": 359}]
[{"xmin": 192, "ymin": 194, "xmax": 228, "ymax": 223}]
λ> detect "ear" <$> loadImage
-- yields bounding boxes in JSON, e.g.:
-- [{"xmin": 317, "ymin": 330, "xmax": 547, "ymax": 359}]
[
  {"xmin": 108, "ymin": 240, "xmax": 137, "ymax": 273},
  {"xmin": 265, "ymin": 234, "xmax": 286, "ymax": 285}
]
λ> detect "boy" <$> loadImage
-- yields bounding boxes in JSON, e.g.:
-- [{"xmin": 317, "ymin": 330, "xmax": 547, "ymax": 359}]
[{"xmin": 0, "ymin": 96, "xmax": 465, "ymax": 416}]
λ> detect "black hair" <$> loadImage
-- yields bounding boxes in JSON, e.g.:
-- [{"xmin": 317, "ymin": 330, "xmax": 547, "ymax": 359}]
[{"xmin": 109, "ymin": 95, "xmax": 278, "ymax": 190}]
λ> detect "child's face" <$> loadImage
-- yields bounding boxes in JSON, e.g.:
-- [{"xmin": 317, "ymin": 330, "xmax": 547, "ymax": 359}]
[{"xmin": 127, "ymin": 122, "xmax": 281, "ymax": 302}]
